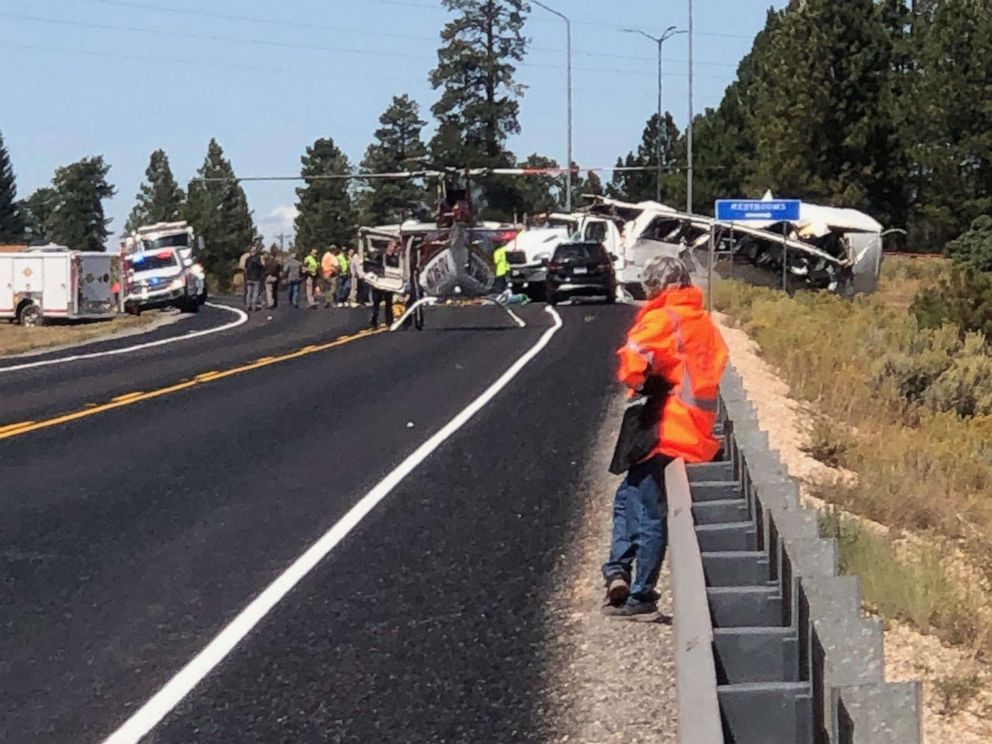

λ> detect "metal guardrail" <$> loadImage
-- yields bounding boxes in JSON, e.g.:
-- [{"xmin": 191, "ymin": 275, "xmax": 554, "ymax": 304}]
[
  {"xmin": 667, "ymin": 366, "xmax": 922, "ymax": 743},
  {"xmin": 667, "ymin": 460, "xmax": 723, "ymax": 744}
]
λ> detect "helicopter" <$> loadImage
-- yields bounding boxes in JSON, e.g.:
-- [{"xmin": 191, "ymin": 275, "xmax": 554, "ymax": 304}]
[{"xmin": 359, "ymin": 170, "xmax": 528, "ymax": 331}]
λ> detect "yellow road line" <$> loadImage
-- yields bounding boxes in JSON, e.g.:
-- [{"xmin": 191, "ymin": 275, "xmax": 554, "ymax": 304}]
[
  {"xmin": 111, "ymin": 391, "xmax": 145, "ymax": 403},
  {"xmin": 0, "ymin": 328, "xmax": 382, "ymax": 442},
  {"xmin": 0, "ymin": 421, "xmax": 34, "ymax": 435}
]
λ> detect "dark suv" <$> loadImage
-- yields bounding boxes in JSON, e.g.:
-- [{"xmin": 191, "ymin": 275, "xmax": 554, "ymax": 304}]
[{"xmin": 544, "ymin": 241, "xmax": 617, "ymax": 305}]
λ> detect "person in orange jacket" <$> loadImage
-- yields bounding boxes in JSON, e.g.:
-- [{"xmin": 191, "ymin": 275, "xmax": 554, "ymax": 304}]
[{"xmin": 602, "ymin": 255, "xmax": 728, "ymax": 619}]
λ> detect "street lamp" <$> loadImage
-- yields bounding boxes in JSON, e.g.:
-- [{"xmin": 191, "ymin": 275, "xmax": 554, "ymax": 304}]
[
  {"xmin": 688, "ymin": 0, "xmax": 694, "ymax": 216},
  {"xmin": 531, "ymin": 1, "xmax": 573, "ymax": 213},
  {"xmin": 622, "ymin": 25, "xmax": 686, "ymax": 204}
]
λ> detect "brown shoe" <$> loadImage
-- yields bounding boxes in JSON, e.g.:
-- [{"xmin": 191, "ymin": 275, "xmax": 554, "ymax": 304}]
[{"xmin": 604, "ymin": 576, "xmax": 630, "ymax": 607}]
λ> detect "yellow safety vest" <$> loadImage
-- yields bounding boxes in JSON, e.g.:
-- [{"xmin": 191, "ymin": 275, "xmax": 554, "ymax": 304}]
[{"xmin": 493, "ymin": 246, "xmax": 509, "ymax": 278}]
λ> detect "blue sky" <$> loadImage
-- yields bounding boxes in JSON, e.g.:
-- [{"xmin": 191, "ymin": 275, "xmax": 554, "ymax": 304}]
[{"xmin": 2, "ymin": 0, "xmax": 786, "ymax": 245}]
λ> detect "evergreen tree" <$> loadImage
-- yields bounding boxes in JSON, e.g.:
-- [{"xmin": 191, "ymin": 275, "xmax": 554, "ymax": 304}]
[
  {"xmin": 294, "ymin": 137, "xmax": 357, "ymax": 251},
  {"xmin": 185, "ymin": 139, "xmax": 256, "ymax": 284},
  {"xmin": 747, "ymin": 0, "xmax": 903, "ymax": 222},
  {"xmin": 358, "ymin": 95, "xmax": 429, "ymax": 225},
  {"xmin": 910, "ymin": 0, "xmax": 992, "ymax": 250},
  {"xmin": 429, "ymin": 0, "xmax": 530, "ymax": 217},
  {"xmin": 46, "ymin": 157, "xmax": 115, "ymax": 251},
  {"xmin": 125, "ymin": 149, "xmax": 186, "ymax": 233},
  {"xmin": 0, "ymin": 131, "xmax": 23, "ymax": 242},
  {"xmin": 21, "ymin": 187, "xmax": 57, "ymax": 245},
  {"xmin": 569, "ymin": 164, "xmax": 604, "ymax": 210},
  {"xmin": 514, "ymin": 153, "xmax": 560, "ymax": 216}
]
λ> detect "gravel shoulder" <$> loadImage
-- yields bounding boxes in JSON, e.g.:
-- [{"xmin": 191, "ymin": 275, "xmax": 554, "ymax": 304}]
[{"xmin": 541, "ymin": 391, "xmax": 678, "ymax": 743}]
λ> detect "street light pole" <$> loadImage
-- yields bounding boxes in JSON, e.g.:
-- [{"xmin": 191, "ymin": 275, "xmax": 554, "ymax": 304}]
[
  {"xmin": 532, "ymin": 1, "xmax": 573, "ymax": 213},
  {"xmin": 622, "ymin": 26, "xmax": 686, "ymax": 204},
  {"xmin": 687, "ymin": 0, "xmax": 694, "ymax": 215}
]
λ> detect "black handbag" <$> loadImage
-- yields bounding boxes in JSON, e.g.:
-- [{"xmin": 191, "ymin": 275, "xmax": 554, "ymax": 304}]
[{"xmin": 608, "ymin": 376, "xmax": 670, "ymax": 475}]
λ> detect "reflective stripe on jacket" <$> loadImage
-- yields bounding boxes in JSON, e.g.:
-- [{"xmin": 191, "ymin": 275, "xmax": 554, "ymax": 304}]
[{"xmin": 617, "ymin": 285, "xmax": 729, "ymax": 463}]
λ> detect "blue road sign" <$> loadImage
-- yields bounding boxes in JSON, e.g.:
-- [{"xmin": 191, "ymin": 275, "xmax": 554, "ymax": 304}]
[{"xmin": 715, "ymin": 199, "xmax": 802, "ymax": 222}]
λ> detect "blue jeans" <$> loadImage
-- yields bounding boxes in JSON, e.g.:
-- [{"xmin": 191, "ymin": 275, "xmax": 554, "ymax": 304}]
[
  {"xmin": 602, "ymin": 456, "xmax": 670, "ymax": 603},
  {"xmin": 336, "ymin": 276, "xmax": 351, "ymax": 304},
  {"xmin": 244, "ymin": 280, "xmax": 260, "ymax": 310},
  {"xmin": 287, "ymin": 280, "xmax": 301, "ymax": 307}
]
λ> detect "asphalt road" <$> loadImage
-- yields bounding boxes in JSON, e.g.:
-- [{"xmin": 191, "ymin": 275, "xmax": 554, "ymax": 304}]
[{"xmin": 0, "ymin": 300, "xmax": 634, "ymax": 743}]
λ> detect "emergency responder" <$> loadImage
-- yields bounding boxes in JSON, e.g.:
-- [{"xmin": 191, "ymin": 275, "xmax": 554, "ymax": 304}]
[
  {"xmin": 492, "ymin": 242, "xmax": 510, "ymax": 296},
  {"xmin": 335, "ymin": 247, "xmax": 351, "ymax": 306},
  {"xmin": 601, "ymin": 256, "xmax": 728, "ymax": 619},
  {"xmin": 303, "ymin": 248, "xmax": 320, "ymax": 309}
]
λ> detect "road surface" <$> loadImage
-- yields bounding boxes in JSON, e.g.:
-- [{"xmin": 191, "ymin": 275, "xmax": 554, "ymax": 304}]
[{"xmin": 0, "ymin": 301, "xmax": 634, "ymax": 742}]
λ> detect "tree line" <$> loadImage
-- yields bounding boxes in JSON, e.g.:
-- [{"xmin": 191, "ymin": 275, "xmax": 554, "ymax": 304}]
[
  {"xmin": 619, "ymin": 0, "xmax": 992, "ymax": 252},
  {"xmin": 2, "ymin": 0, "xmax": 988, "ymax": 280}
]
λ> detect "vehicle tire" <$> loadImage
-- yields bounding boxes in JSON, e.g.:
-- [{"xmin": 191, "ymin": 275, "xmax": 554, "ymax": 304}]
[
  {"xmin": 18, "ymin": 302, "xmax": 42, "ymax": 327},
  {"xmin": 125, "ymin": 301, "xmax": 141, "ymax": 316},
  {"xmin": 605, "ymin": 288, "xmax": 616, "ymax": 304},
  {"xmin": 546, "ymin": 291, "xmax": 558, "ymax": 307},
  {"xmin": 180, "ymin": 291, "xmax": 200, "ymax": 313}
]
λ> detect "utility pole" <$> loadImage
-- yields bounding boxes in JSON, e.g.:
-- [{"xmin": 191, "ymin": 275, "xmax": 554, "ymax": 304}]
[
  {"xmin": 532, "ymin": 1, "xmax": 573, "ymax": 212},
  {"xmin": 687, "ymin": 0, "xmax": 695, "ymax": 215},
  {"xmin": 622, "ymin": 26, "xmax": 686, "ymax": 204},
  {"xmin": 276, "ymin": 232, "xmax": 288, "ymax": 252}
]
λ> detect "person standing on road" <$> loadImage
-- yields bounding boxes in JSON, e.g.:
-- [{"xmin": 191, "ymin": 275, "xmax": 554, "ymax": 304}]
[
  {"xmin": 492, "ymin": 241, "xmax": 510, "ymax": 297},
  {"xmin": 283, "ymin": 253, "xmax": 302, "ymax": 308},
  {"xmin": 264, "ymin": 250, "xmax": 282, "ymax": 309},
  {"xmin": 602, "ymin": 256, "xmax": 728, "ymax": 619},
  {"xmin": 368, "ymin": 240, "xmax": 399, "ymax": 329},
  {"xmin": 321, "ymin": 246, "xmax": 340, "ymax": 308},
  {"xmin": 335, "ymin": 247, "xmax": 351, "ymax": 306},
  {"xmin": 348, "ymin": 247, "xmax": 363, "ymax": 306},
  {"xmin": 243, "ymin": 247, "xmax": 264, "ymax": 312},
  {"xmin": 303, "ymin": 249, "xmax": 320, "ymax": 309}
]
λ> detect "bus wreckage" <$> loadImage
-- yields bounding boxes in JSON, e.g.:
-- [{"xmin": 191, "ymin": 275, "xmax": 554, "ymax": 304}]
[{"xmin": 580, "ymin": 195, "xmax": 884, "ymax": 296}]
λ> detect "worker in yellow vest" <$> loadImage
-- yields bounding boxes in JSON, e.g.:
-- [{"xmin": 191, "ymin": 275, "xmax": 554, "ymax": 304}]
[
  {"xmin": 335, "ymin": 248, "xmax": 351, "ymax": 306},
  {"xmin": 492, "ymin": 244, "xmax": 510, "ymax": 295}
]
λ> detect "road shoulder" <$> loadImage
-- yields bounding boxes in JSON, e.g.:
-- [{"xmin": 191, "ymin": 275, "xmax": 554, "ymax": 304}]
[{"xmin": 543, "ymin": 389, "xmax": 678, "ymax": 743}]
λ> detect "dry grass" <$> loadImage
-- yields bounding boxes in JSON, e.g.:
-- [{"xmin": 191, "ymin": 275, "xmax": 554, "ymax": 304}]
[
  {"xmin": 0, "ymin": 314, "xmax": 158, "ymax": 357},
  {"xmin": 714, "ymin": 257, "xmax": 992, "ymax": 662}
]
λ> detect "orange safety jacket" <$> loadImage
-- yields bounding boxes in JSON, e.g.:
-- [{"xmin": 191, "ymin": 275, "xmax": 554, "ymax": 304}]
[{"xmin": 617, "ymin": 285, "xmax": 729, "ymax": 463}]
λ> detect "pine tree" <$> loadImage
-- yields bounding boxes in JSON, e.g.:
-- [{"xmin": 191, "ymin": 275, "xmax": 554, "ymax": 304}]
[
  {"xmin": 125, "ymin": 149, "xmax": 186, "ymax": 233},
  {"xmin": 429, "ymin": 0, "xmax": 529, "ymax": 217},
  {"xmin": 46, "ymin": 157, "xmax": 115, "ymax": 251},
  {"xmin": 358, "ymin": 95, "xmax": 429, "ymax": 225},
  {"xmin": 747, "ymin": 0, "xmax": 903, "ymax": 222},
  {"xmin": 910, "ymin": 0, "xmax": 992, "ymax": 250},
  {"xmin": 21, "ymin": 188, "xmax": 57, "ymax": 245},
  {"xmin": 294, "ymin": 137, "xmax": 357, "ymax": 251},
  {"xmin": 185, "ymin": 139, "xmax": 256, "ymax": 284},
  {"xmin": 0, "ymin": 131, "xmax": 23, "ymax": 242},
  {"xmin": 514, "ymin": 153, "xmax": 560, "ymax": 216},
  {"xmin": 569, "ymin": 164, "xmax": 604, "ymax": 210}
]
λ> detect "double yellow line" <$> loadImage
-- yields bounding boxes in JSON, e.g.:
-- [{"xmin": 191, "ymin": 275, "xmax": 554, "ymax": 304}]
[{"xmin": 0, "ymin": 328, "xmax": 382, "ymax": 442}]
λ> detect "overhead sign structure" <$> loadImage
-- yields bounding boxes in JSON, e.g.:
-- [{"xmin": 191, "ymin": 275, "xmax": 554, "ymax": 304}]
[{"xmin": 715, "ymin": 199, "xmax": 802, "ymax": 222}]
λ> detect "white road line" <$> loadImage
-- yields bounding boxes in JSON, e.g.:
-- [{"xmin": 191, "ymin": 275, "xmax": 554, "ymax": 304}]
[
  {"xmin": 0, "ymin": 303, "xmax": 248, "ymax": 374},
  {"xmin": 101, "ymin": 306, "xmax": 564, "ymax": 744}
]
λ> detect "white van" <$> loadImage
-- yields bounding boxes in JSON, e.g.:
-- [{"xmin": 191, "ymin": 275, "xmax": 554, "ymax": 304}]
[{"xmin": 0, "ymin": 248, "xmax": 119, "ymax": 326}]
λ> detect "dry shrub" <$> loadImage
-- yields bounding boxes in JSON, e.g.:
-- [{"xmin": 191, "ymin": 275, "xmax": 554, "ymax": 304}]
[
  {"xmin": 718, "ymin": 274, "xmax": 992, "ymax": 649},
  {"xmin": 820, "ymin": 510, "xmax": 986, "ymax": 655}
]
